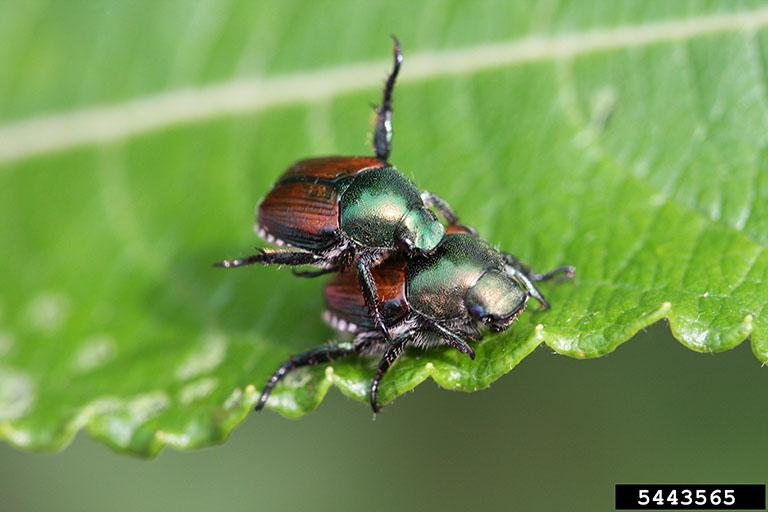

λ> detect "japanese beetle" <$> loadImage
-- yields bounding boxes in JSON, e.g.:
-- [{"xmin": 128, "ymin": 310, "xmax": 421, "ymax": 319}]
[
  {"xmin": 216, "ymin": 38, "xmax": 460, "ymax": 339},
  {"xmin": 254, "ymin": 231, "xmax": 574, "ymax": 413}
]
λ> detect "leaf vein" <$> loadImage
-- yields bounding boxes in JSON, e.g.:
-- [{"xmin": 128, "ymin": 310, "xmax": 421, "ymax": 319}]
[{"xmin": 6, "ymin": 7, "xmax": 768, "ymax": 165}]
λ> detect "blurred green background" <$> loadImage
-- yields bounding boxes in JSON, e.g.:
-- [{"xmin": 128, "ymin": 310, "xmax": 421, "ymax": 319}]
[
  {"xmin": 2, "ymin": 324, "xmax": 767, "ymax": 511},
  {"xmin": 2, "ymin": 0, "xmax": 767, "ymax": 510}
]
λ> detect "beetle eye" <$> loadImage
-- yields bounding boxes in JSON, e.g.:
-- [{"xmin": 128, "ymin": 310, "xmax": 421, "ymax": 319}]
[{"xmin": 468, "ymin": 304, "xmax": 486, "ymax": 319}]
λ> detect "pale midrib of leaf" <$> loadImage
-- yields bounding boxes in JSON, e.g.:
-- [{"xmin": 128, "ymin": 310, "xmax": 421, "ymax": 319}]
[{"xmin": 3, "ymin": 6, "xmax": 768, "ymax": 166}]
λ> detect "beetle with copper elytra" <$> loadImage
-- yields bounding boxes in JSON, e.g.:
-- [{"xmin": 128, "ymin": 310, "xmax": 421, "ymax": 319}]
[
  {"xmin": 253, "ymin": 229, "xmax": 575, "ymax": 413},
  {"xmin": 215, "ymin": 38, "xmax": 460, "ymax": 340}
]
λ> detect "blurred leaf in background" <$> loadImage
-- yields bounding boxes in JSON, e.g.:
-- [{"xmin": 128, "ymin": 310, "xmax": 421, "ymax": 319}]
[{"xmin": 0, "ymin": 0, "xmax": 766, "ymax": 456}]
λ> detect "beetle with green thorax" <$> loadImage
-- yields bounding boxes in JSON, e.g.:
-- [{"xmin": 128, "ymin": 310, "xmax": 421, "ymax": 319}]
[{"xmin": 254, "ymin": 230, "xmax": 575, "ymax": 413}]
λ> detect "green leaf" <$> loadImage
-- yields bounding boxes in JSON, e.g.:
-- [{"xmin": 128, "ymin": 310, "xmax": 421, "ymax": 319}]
[{"xmin": 1, "ymin": 1, "xmax": 766, "ymax": 456}]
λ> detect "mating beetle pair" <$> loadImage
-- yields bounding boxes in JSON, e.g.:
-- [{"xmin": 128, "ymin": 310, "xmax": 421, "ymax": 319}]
[{"xmin": 217, "ymin": 39, "xmax": 574, "ymax": 412}]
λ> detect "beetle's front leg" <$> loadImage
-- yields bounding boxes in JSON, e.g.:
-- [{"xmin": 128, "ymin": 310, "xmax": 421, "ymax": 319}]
[
  {"xmin": 501, "ymin": 253, "xmax": 575, "ymax": 310},
  {"xmin": 356, "ymin": 258, "xmax": 392, "ymax": 340},
  {"xmin": 502, "ymin": 253, "xmax": 575, "ymax": 282},
  {"xmin": 428, "ymin": 321, "xmax": 475, "ymax": 360},
  {"xmin": 421, "ymin": 190, "xmax": 466, "ymax": 228}
]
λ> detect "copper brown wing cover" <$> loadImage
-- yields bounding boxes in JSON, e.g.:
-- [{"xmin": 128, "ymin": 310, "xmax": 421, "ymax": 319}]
[
  {"xmin": 258, "ymin": 157, "xmax": 389, "ymax": 251},
  {"xmin": 279, "ymin": 156, "xmax": 386, "ymax": 180}
]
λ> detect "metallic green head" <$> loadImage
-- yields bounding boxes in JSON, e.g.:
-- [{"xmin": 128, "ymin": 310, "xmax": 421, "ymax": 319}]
[
  {"xmin": 396, "ymin": 208, "xmax": 445, "ymax": 254},
  {"xmin": 466, "ymin": 270, "xmax": 528, "ymax": 332}
]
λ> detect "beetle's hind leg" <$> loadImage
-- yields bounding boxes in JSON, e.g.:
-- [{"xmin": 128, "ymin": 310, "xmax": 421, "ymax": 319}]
[
  {"xmin": 372, "ymin": 36, "xmax": 403, "ymax": 162},
  {"xmin": 214, "ymin": 248, "xmax": 324, "ymax": 269},
  {"xmin": 502, "ymin": 253, "xmax": 575, "ymax": 310},
  {"xmin": 255, "ymin": 343, "xmax": 357, "ymax": 411}
]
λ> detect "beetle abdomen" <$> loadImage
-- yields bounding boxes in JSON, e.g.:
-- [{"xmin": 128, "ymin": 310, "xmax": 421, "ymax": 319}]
[{"xmin": 324, "ymin": 257, "xmax": 410, "ymax": 330}]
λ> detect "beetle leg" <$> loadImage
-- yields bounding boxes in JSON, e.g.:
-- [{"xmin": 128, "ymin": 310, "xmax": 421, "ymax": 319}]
[
  {"xmin": 291, "ymin": 267, "xmax": 339, "ymax": 278},
  {"xmin": 370, "ymin": 338, "xmax": 407, "ymax": 413},
  {"xmin": 529, "ymin": 266, "xmax": 576, "ymax": 282},
  {"xmin": 356, "ymin": 259, "xmax": 392, "ymax": 340},
  {"xmin": 255, "ymin": 343, "xmax": 357, "ymax": 411},
  {"xmin": 428, "ymin": 321, "xmax": 475, "ymax": 359},
  {"xmin": 421, "ymin": 190, "xmax": 463, "ymax": 226},
  {"xmin": 215, "ymin": 248, "xmax": 323, "ymax": 268},
  {"xmin": 501, "ymin": 253, "xmax": 575, "ymax": 311},
  {"xmin": 502, "ymin": 253, "xmax": 575, "ymax": 282},
  {"xmin": 510, "ymin": 267, "xmax": 550, "ymax": 310},
  {"xmin": 372, "ymin": 36, "xmax": 402, "ymax": 162}
]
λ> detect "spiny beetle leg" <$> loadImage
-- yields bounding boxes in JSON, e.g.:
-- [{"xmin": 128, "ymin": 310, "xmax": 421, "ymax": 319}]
[
  {"xmin": 370, "ymin": 339, "xmax": 407, "ymax": 413},
  {"xmin": 215, "ymin": 249, "xmax": 322, "ymax": 269},
  {"xmin": 421, "ymin": 190, "xmax": 460, "ymax": 226},
  {"xmin": 530, "ymin": 265, "xmax": 576, "ymax": 282},
  {"xmin": 506, "ymin": 264, "xmax": 550, "ymax": 310},
  {"xmin": 502, "ymin": 253, "xmax": 575, "ymax": 310},
  {"xmin": 291, "ymin": 267, "xmax": 339, "ymax": 278},
  {"xmin": 502, "ymin": 253, "xmax": 575, "ymax": 282},
  {"xmin": 356, "ymin": 259, "xmax": 392, "ymax": 340},
  {"xmin": 255, "ymin": 344, "xmax": 356, "ymax": 412},
  {"xmin": 373, "ymin": 36, "xmax": 402, "ymax": 162},
  {"xmin": 429, "ymin": 321, "xmax": 475, "ymax": 360}
]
